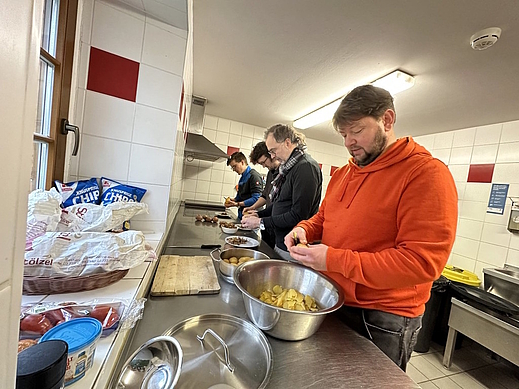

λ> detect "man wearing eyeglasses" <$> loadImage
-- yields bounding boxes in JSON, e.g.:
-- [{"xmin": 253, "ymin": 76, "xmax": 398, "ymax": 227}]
[
  {"xmin": 244, "ymin": 141, "xmax": 281, "ymax": 248},
  {"xmin": 225, "ymin": 151, "xmax": 263, "ymax": 220},
  {"xmin": 241, "ymin": 124, "xmax": 322, "ymax": 260}
]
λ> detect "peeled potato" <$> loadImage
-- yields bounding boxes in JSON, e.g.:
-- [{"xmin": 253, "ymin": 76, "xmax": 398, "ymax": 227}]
[{"xmin": 258, "ymin": 284, "xmax": 319, "ymax": 311}]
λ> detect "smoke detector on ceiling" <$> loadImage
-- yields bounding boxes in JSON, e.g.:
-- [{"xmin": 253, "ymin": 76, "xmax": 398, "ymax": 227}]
[{"xmin": 470, "ymin": 27, "xmax": 502, "ymax": 51}]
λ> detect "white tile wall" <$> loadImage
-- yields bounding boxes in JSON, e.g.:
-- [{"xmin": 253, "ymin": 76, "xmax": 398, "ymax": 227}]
[
  {"xmin": 501, "ymin": 121, "xmax": 519, "ymax": 142},
  {"xmin": 415, "ymin": 119, "xmax": 519, "ymax": 281},
  {"xmin": 91, "ymin": 1, "xmax": 145, "ymax": 61},
  {"xmin": 142, "ymin": 0, "xmax": 188, "ymax": 31},
  {"xmin": 471, "ymin": 144, "xmax": 498, "ymax": 164},
  {"xmin": 449, "ymin": 147, "xmax": 472, "ymax": 165},
  {"xmin": 128, "ymin": 144, "xmax": 174, "ymax": 185},
  {"xmin": 69, "ymin": 0, "xmax": 188, "ymax": 236},
  {"xmin": 474, "ymin": 123, "xmax": 502, "ymax": 145},
  {"xmin": 136, "ymin": 64, "xmax": 183, "ymax": 112},
  {"xmin": 496, "ymin": 142, "xmax": 519, "ymax": 163},
  {"xmin": 133, "ymin": 104, "xmax": 177, "ymax": 149},
  {"xmin": 452, "ymin": 127, "xmax": 476, "ymax": 147},
  {"xmin": 83, "ymin": 90, "xmax": 136, "ymax": 141},
  {"xmin": 142, "ymin": 23, "xmax": 186, "ymax": 75},
  {"xmin": 79, "ymin": 134, "xmax": 132, "ymax": 180}
]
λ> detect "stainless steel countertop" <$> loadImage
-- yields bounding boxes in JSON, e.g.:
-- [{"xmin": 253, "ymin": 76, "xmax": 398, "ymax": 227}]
[{"xmin": 122, "ymin": 204, "xmax": 419, "ymax": 388}]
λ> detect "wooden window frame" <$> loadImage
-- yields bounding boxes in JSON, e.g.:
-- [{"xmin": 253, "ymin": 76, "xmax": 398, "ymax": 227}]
[{"xmin": 34, "ymin": 0, "xmax": 78, "ymax": 189}]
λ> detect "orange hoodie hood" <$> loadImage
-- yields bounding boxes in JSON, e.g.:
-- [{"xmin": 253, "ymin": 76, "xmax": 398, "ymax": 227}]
[{"xmin": 337, "ymin": 137, "xmax": 431, "ymax": 206}]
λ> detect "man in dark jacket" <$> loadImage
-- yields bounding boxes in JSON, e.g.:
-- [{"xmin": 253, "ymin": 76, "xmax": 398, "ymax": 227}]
[
  {"xmin": 241, "ymin": 124, "xmax": 322, "ymax": 260},
  {"xmin": 225, "ymin": 151, "xmax": 263, "ymax": 220},
  {"xmin": 245, "ymin": 141, "xmax": 281, "ymax": 248}
]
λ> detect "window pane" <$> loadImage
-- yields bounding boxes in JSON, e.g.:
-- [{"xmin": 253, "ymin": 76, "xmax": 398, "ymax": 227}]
[
  {"xmin": 31, "ymin": 142, "xmax": 49, "ymax": 191},
  {"xmin": 41, "ymin": 0, "xmax": 60, "ymax": 56},
  {"xmin": 36, "ymin": 58, "xmax": 55, "ymax": 136}
]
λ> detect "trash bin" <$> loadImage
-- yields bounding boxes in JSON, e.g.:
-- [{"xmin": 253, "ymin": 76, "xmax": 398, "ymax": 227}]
[
  {"xmin": 432, "ymin": 265, "xmax": 481, "ymax": 347},
  {"xmin": 414, "ymin": 275, "xmax": 450, "ymax": 353}
]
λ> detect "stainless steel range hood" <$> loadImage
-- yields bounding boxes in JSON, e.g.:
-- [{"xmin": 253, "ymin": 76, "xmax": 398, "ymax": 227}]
[
  {"xmin": 184, "ymin": 96, "xmax": 228, "ymax": 163},
  {"xmin": 185, "ymin": 133, "xmax": 228, "ymax": 162}
]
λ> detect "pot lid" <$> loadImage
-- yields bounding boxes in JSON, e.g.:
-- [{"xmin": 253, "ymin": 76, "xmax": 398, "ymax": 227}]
[{"xmin": 162, "ymin": 314, "xmax": 273, "ymax": 389}]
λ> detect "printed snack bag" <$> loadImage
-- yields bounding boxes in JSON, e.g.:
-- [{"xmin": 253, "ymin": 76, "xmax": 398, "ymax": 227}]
[
  {"xmin": 100, "ymin": 177, "xmax": 147, "ymax": 231},
  {"xmin": 55, "ymin": 178, "xmax": 101, "ymax": 207}
]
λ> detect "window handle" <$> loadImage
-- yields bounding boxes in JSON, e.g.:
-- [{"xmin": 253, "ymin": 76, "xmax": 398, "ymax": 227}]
[{"xmin": 61, "ymin": 119, "xmax": 80, "ymax": 156}]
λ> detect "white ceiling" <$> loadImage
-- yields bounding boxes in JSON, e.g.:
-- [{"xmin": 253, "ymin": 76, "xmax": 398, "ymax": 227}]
[{"xmin": 122, "ymin": 0, "xmax": 519, "ymax": 146}]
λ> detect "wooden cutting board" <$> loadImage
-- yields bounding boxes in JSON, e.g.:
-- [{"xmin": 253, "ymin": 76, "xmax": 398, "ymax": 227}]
[{"xmin": 151, "ymin": 255, "xmax": 220, "ymax": 296}]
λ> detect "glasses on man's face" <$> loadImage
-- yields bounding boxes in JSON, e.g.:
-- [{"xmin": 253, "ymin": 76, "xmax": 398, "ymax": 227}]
[
  {"xmin": 257, "ymin": 156, "xmax": 268, "ymax": 166},
  {"xmin": 230, "ymin": 164, "xmax": 238, "ymax": 171}
]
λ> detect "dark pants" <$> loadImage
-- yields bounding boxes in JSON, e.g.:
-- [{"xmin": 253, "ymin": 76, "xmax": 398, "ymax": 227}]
[
  {"xmin": 337, "ymin": 306, "xmax": 422, "ymax": 371},
  {"xmin": 260, "ymin": 228, "xmax": 276, "ymax": 249}
]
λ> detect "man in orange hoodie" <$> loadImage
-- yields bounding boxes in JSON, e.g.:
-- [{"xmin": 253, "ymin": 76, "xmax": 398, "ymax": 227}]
[{"xmin": 285, "ymin": 85, "xmax": 458, "ymax": 371}]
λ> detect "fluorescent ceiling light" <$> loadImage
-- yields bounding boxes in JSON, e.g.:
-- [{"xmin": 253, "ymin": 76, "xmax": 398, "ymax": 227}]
[
  {"xmin": 293, "ymin": 70, "xmax": 415, "ymax": 130},
  {"xmin": 371, "ymin": 70, "xmax": 415, "ymax": 95},
  {"xmin": 293, "ymin": 98, "xmax": 342, "ymax": 130}
]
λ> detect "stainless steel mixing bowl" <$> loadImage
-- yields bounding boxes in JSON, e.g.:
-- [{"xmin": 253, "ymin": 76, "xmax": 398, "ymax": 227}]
[
  {"xmin": 233, "ymin": 259, "xmax": 345, "ymax": 341},
  {"xmin": 210, "ymin": 247, "xmax": 270, "ymax": 279},
  {"xmin": 115, "ymin": 336, "xmax": 183, "ymax": 389}
]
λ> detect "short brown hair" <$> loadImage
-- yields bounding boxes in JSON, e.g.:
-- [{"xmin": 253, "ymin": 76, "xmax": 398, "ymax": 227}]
[
  {"xmin": 264, "ymin": 124, "xmax": 306, "ymax": 147},
  {"xmin": 249, "ymin": 141, "xmax": 270, "ymax": 164},
  {"xmin": 227, "ymin": 151, "xmax": 247, "ymax": 166},
  {"xmin": 332, "ymin": 85, "xmax": 395, "ymax": 130}
]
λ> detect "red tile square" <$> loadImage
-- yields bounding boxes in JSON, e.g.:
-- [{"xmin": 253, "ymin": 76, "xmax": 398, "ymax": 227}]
[
  {"xmin": 318, "ymin": 163, "xmax": 322, "ymax": 170},
  {"xmin": 330, "ymin": 166, "xmax": 339, "ymax": 176},
  {"xmin": 87, "ymin": 47, "xmax": 139, "ymax": 102},
  {"xmin": 467, "ymin": 164, "xmax": 495, "ymax": 183},
  {"xmin": 227, "ymin": 146, "xmax": 240, "ymax": 156}
]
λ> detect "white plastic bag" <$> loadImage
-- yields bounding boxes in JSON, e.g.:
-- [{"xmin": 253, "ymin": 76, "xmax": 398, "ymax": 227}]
[
  {"xmin": 24, "ymin": 230, "xmax": 156, "ymax": 277},
  {"xmin": 57, "ymin": 201, "xmax": 148, "ymax": 232},
  {"xmin": 26, "ymin": 188, "xmax": 62, "ymax": 248}
]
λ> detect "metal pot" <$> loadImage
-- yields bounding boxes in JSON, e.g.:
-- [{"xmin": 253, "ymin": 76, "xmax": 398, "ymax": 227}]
[
  {"xmin": 210, "ymin": 247, "xmax": 270, "ymax": 279},
  {"xmin": 116, "ymin": 314, "xmax": 273, "ymax": 389},
  {"xmin": 115, "ymin": 336, "xmax": 183, "ymax": 389},
  {"xmin": 233, "ymin": 259, "xmax": 345, "ymax": 341},
  {"xmin": 162, "ymin": 314, "xmax": 273, "ymax": 388}
]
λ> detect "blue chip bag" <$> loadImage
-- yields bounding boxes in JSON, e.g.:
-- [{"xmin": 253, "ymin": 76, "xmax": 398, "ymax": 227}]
[
  {"xmin": 55, "ymin": 178, "xmax": 101, "ymax": 207},
  {"xmin": 100, "ymin": 177, "xmax": 147, "ymax": 206}
]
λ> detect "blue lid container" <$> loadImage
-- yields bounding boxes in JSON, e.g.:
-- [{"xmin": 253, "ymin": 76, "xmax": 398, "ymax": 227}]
[{"xmin": 40, "ymin": 318, "xmax": 102, "ymax": 353}]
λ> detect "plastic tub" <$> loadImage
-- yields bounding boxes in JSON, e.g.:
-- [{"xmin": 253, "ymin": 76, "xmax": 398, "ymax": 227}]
[
  {"xmin": 40, "ymin": 318, "xmax": 102, "ymax": 386},
  {"xmin": 17, "ymin": 339, "xmax": 68, "ymax": 389}
]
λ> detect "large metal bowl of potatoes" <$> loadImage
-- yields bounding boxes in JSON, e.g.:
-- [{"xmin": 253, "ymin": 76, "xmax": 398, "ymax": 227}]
[
  {"xmin": 210, "ymin": 248, "xmax": 270, "ymax": 279},
  {"xmin": 233, "ymin": 259, "xmax": 344, "ymax": 341}
]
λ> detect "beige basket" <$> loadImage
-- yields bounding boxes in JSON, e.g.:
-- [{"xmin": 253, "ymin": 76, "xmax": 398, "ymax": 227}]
[{"xmin": 23, "ymin": 269, "xmax": 129, "ymax": 295}]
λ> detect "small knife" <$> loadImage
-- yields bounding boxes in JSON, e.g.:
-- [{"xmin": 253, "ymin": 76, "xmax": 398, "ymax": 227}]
[{"xmin": 166, "ymin": 244, "xmax": 221, "ymax": 249}]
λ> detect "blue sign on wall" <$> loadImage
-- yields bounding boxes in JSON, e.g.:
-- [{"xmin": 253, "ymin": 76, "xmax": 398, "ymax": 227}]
[{"xmin": 487, "ymin": 183, "xmax": 509, "ymax": 215}]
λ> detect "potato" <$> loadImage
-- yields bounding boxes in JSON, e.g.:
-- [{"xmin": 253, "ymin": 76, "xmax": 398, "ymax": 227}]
[{"xmin": 258, "ymin": 285, "xmax": 319, "ymax": 311}]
